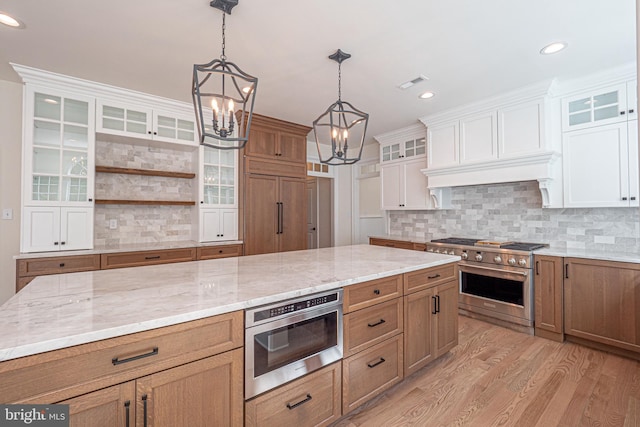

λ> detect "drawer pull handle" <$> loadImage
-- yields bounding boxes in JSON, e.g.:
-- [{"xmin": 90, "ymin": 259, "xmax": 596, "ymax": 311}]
[
  {"xmin": 124, "ymin": 400, "xmax": 131, "ymax": 427},
  {"xmin": 368, "ymin": 319, "xmax": 386, "ymax": 327},
  {"xmin": 286, "ymin": 393, "xmax": 312, "ymax": 410},
  {"xmin": 112, "ymin": 347, "xmax": 159, "ymax": 365},
  {"xmin": 373, "ymin": 289, "xmax": 381, "ymax": 295},
  {"xmin": 219, "ymin": 250, "xmax": 223, "ymax": 253},
  {"xmin": 144, "ymin": 256, "xmax": 161, "ymax": 260},
  {"xmin": 367, "ymin": 357, "xmax": 386, "ymax": 368},
  {"xmin": 142, "ymin": 394, "xmax": 148, "ymax": 427},
  {"xmin": 59, "ymin": 263, "xmax": 65, "ymax": 267},
  {"xmin": 428, "ymin": 273, "xmax": 441, "ymax": 279}
]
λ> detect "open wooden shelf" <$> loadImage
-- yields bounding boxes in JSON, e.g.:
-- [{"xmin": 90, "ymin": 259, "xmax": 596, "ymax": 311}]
[
  {"xmin": 95, "ymin": 199, "xmax": 196, "ymax": 206},
  {"xmin": 95, "ymin": 166, "xmax": 196, "ymax": 179}
]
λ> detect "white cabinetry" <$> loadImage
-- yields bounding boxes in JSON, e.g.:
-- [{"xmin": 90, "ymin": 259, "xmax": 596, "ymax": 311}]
[
  {"xmin": 460, "ymin": 111, "xmax": 497, "ymax": 163},
  {"xmin": 21, "ymin": 86, "xmax": 95, "ymax": 253},
  {"xmin": 97, "ymin": 100, "xmax": 197, "ymax": 146},
  {"xmin": 198, "ymin": 145, "xmax": 238, "ymax": 242}
]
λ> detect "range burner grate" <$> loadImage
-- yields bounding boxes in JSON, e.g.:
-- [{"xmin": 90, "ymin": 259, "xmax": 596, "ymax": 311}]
[{"xmin": 430, "ymin": 237, "xmax": 482, "ymax": 246}]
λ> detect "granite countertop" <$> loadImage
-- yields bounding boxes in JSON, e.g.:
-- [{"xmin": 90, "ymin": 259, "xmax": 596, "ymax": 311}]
[
  {"xmin": 0, "ymin": 245, "xmax": 459, "ymax": 362},
  {"xmin": 14, "ymin": 239, "xmax": 244, "ymax": 260}
]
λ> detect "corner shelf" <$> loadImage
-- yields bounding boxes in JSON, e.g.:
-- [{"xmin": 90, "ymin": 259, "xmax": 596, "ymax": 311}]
[
  {"xmin": 95, "ymin": 200, "xmax": 196, "ymax": 206},
  {"xmin": 95, "ymin": 166, "xmax": 196, "ymax": 179}
]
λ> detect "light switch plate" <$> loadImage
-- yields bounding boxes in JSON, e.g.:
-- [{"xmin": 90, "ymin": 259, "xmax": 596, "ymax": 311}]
[
  {"xmin": 109, "ymin": 219, "xmax": 118, "ymax": 229},
  {"xmin": 2, "ymin": 208, "xmax": 13, "ymax": 220}
]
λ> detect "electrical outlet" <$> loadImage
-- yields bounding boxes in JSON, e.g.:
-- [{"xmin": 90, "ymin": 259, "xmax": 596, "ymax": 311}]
[
  {"xmin": 109, "ymin": 219, "xmax": 118, "ymax": 229},
  {"xmin": 2, "ymin": 208, "xmax": 13, "ymax": 220}
]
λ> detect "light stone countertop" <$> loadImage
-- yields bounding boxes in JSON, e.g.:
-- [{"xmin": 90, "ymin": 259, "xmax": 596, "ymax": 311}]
[
  {"xmin": 14, "ymin": 240, "xmax": 244, "ymax": 260},
  {"xmin": 533, "ymin": 247, "xmax": 640, "ymax": 264},
  {"xmin": 0, "ymin": 245, "xmax": 459, "ymax": 362}
]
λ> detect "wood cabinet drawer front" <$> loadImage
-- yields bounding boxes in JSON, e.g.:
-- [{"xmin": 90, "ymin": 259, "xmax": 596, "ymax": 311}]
[
  {"xmin": 244, "ymin": 157, "xmax": 306, "ymax": 178},
  {"xmin": 17, "ymin": 255, "xmax": 101, "ymax": 277},
  {"xmin": 344, "ymin": 299, "xmax": 403, "ymax": 357},
  {"xmin": 1, "ymin": 311, "xmax": 243, "ymax": 404},
  {"xmin": 245, "ymin": 362, "xmax": 342, "ymax": 427},
  {"xmin": 369, "ymin": 238, "xmax": 414, "ymax": 250},
  {"xmin": 342, "ymin": 334, "xmax": 403, "ymax": 413},
  {"xmin": 404, "ymin": 263, "xmax": 458, "ymax": 294},
  {"xmin": 100, "ymin": 248, "xmax": 196, "ymax": 269},
  {"xmin": 197, "ymin": 244, "xmax": 243, "ymax": 260},
  {"xmin": 343, "ymin": 275, "xmax": 403, "ymax": 313}
]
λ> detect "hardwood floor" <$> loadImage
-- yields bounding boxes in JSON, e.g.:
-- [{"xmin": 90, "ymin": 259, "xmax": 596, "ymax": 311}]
[{"xmin": 332, "ymin": 316, "xmax": 640, "ymax": 427}]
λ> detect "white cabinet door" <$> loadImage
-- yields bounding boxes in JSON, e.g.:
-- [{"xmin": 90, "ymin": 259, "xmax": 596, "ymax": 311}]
[
  {"xmin": 403, "ymin": 158, "xmax": 429, "ymax": 209},
  {"xmin": 563, "ymin": 122, "xmax": 632, "ymax": 207},
  {"xmin": 60, "ymin": 207, "xmax": 94, "ymax": 250},
  {"xmin": 22, "ymin": 207, "xmax": 60, "ymax": 252},
  {"xmin": 427, "ymin": 122, "xmax": 458, "ymax": 168},
  {"xmin": 459, "ymin": 111, "xmax": 497, "ymax": 164},
  {"xmin": 381, "ymin": 163, "xmax": 402, "ymax": 209},
  {"xmin": 152, "ymin": 110, "xmax": 197, "ymax": 146},
  {"xmin": 96, "ymin": 100, "xmax": 152, "ymax": 138},
  {"xmin": 627, "ymin": 120, "xmax": 639, "ymax": 207},
  {"xmin": 200, "ymin": 209, "xmax": 222, "ymax": 242},
  {"xmin": 562, "ymin": 83, "xmax": 629, "ymax": 131},
  {"xmin": 498, "ymin": 99, "xmax": 544, "ymax": 158},
  {"xmin": 220, "ymin": 209, "xmax": 238, "ymax": 240}
]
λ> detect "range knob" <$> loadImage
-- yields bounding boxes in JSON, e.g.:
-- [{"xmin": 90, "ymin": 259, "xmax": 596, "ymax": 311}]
[
  {"xmin": 493, "ymin": 255, "xmax": 502, "ymax": 263},
  {"xmin": 508, "ymin": 257, "xmax": 517, "ymax": 265},
  {"xmin": 518, "ymin": 258, "xmax": 528, "ymax": 267},
  {"xmin": 427, "ymin": 248, "xmax": 434, "ymax": 252},
  {"xmin": 435, "ymin": 249, "xmax": 441, "ymax": 254},
  {"xmin": 475, "ymin": 253, "xmax": 483, "ymax": 262},
  {"xmin": 461, "ymin": 252, "xmax": 468, "ymax": 260},
  {"xmin": 449, "ymin": 250, "xmax": 456, "ymax": 255}
]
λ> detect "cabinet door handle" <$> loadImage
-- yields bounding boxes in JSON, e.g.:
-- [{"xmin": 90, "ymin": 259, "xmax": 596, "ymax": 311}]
[
  {"xmin": 623, "ymin": 197, "xmax": 628, "ymax": 201},
  {"xmin": 373, "ymin": 289, "xmax": 381, "ymax": 295},
  {"xmin": 367, "ymin": 319, "xmax": 386, "ymax": 327},
  {"xmin": 218, "ymin": 249, "xmax": 223, "ymax": 254},
  {"xmin": 145, "ymin": 256, "xmax": 161, "ymax": 260},
  {"xmin": 621, "ymin": 111, "xmax": 626, "ymax": 115},
  {"xmin": 60, "ymin": 241, "xmax": 66, "ymax": 245},
  {"xmin": 535, "ymin": 260, "xmax": 539, "ymax": 275},
  {"xmin": 280, "ymin": 202, "xmax": 284, "ymax": 234},
  {"xmin": 367, "ymin": 357, "xmax": 386, "ymax": 368},
  {"xmin": 565, "ymin": 264, "xmax": 569, "ymax": 279},
  {"xmin": 286, "ymin": 393, "xmax": 312, "ymax": 410},
  {"xmin": 630, "ymin": 109, "xmax": 635, "ymax": 114},
  {"xmin": 142, "ymin": 394, "xmax": 148, "ymax": 427},
  {"xmin": 88, "ymin": 198, "xmax": 93, "ymax": 202},
  {"xmin": 432, "ymin": 295, "xmax": 438, "ymax": 314},
  {"xmin": 428, "ymin": 273, "xmax": 441, "ymax": 279},
  {"xmin": 54, "ymin": 242, "xmax": 59, "ymax": 245},
  {"xmin": 59, "ymin": 263, "xmax": 65, "ymax": 267},
  {"xmin": 112, "ymin": 347, "xmax": 159, "ymax": 365},
  {"xmin": 632, "ymin": 197, "xmax": 637, "ymax": 201},
  {"xmin": 124, "ymin": 401, "xmax": 131, "ymax": 427}
]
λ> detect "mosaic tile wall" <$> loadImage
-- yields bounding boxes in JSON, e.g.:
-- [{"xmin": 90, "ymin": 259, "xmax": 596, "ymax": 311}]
[
  {"xmin": 389, "ymin": 181, "xmax": 640, "ymax": 252},
  {"xmin": 94, "ymin": 140, "xmax": 196, "ymax": 246}
]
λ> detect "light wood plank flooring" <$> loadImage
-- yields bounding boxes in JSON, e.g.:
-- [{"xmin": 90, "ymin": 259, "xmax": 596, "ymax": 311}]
[{"xmin": 332, "ymin": 316, "xmax": 640, "ymax": 427}]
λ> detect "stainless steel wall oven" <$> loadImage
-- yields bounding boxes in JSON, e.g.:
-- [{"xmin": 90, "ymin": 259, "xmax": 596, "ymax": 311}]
[{"xmin": 244, "ymin": 289, "xmax": 343, "ymax": 399}]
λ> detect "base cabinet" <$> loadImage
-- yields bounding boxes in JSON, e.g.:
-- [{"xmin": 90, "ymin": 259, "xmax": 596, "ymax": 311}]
[
  {"xmin": 245, "ymin": 362, "xmax": 342, "ymax": 427},
  {"xmin": 60, "ymin": 382, "xmax": 135, "ymax": 427},
  {"xmin": 534, "ymin": 255, "xmax": 564, "ymax": 341}
]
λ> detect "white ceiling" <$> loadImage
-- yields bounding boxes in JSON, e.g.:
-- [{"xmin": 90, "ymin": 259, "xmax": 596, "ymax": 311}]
[{"xmin": 0, "ymin": 0, "xmax": 636, "ymax": 145}]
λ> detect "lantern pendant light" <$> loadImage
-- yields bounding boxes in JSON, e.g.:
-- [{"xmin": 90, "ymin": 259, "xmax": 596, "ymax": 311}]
[
  {"xmin": 192, "ymin": 0, "xmax": 258, "ymax": 150},
  {"xmin": 313, "ymin": 49, "xmax": 369, "ymax": 165}
]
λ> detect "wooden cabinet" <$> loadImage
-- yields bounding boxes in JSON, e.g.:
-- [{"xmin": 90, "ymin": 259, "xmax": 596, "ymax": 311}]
[
  {"xmin": 564, "ymin": 258, "xmax": 640, "ymax": 354},
  {"xmin": 60, "ymin": 381, "xmax": 135, "ymax": 427},
  {"xmin": 534, "ymin": 255, "xmax": 564, "ymax": 342},
  {"xmin": 343, "ymin": 298, "xmax": 403, "ymax": 357},
  {"xmin": 368, "ymin": 237, "xmax": 415, "ymax": 250},
  {"xmin": 343, "ymin": 275, "xmax": 403, "ymax": 313},
  {"xmin": 197, "ymin": 244, "xmax": 243, "ymax": 260},
  {"xmin": 403, "ymin": 265, "xmax": 459, "ymax": 377},
  {"xmin": 100, "ymin": 247, "xmax": 197, "ymax": 269},
  {"xmin": 16, "ymin": 254, "xmax": 101, "ymax": 292},
  {"xmin": 245, "ymin": 362, "xmax": 341, "ymax": 427},
  {"xmin": 244, "ymin": 174, "xmax": 306, "ymax": 255}
]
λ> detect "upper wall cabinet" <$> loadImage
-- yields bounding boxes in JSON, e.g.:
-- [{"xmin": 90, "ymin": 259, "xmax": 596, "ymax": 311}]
[
  {"xmin": 97, "ymin": 100, "xmax": 197, "ymax": 147},
  {"xmin": 562, "ymin": 80, "xmax": 637, "ymax": 132},
  {"xmin": 380, "ymin": 135, "xmax": 426, "ymax": 164}
]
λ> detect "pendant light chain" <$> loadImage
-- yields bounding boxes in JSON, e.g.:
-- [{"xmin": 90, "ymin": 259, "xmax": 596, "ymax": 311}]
[
  {"xmin": 220, "ymin": 13, "xmax": 226, "ymax": 61},
  {"xmin": 337, "ymin": 61, "xmax": 342, "ymax": 101}
]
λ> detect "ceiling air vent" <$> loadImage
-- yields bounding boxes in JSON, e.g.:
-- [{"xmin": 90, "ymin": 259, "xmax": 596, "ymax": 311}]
[{"xmin": 398, "ymin": 75, "xmax": 429, "ymax": 90}]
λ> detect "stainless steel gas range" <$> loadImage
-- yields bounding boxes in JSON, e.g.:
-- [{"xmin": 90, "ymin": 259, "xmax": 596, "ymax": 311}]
[{"xmin": 425, "ymin": 238, "xmax": 547, "ymax": 331}]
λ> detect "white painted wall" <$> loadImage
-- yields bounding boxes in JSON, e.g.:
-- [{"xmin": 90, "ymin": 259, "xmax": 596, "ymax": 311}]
[{"xmin": 0, "ymin": 80, "xmax": 23, "ymax": 305}]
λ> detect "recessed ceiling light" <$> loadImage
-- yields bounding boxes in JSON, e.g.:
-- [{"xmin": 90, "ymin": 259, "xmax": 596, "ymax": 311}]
[
  {"xmin": 0, "ymin": 11, "xmax": 24, "ymax": 29},
  {"xmin": 540, "ymin": 41, "xmax": 568, "ymax": 55},
  {"xmin": 419, "ymin": 91, "xmax": 435, "ymax": 100}
]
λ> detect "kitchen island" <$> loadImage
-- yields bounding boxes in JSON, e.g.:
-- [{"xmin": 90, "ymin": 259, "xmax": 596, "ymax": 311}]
[{"xmin": 0, "ymin": 245, "xmax": 459, "ymax": 427}]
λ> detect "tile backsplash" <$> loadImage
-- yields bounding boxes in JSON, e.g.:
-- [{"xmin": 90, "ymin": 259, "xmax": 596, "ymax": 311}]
[
  {"xmin": 389, "ymin": 181, "xmax": 640, "ymax": 252},
  {"xmin": 94, "ymin": 139, "xmax": 196, "ymax": 246}
]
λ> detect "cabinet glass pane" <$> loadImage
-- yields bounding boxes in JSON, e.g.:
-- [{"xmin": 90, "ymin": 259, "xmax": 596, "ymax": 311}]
[
  {"xmin": 63, "ymin": 124, "xmax": 88, "ymax": 149},
  {"xmin": 157, "ymin": 115, "xmax": 175, "ymax": 128},
  {"xmin": 62, "ymin": 151, "xmax": 88, "ymax": 176},
  {"xmin": 64, "ymin": 99, "xmax": 89, "ymax": 125},
  {"xmin": 32, "ymin": 176, "xmax": 60, "ymax": 201},
  {"xmin": 157, "ymin": 127, "xmax": 176, "ymax": 139},
  {"xmin": 178, "ymin": 119, "xmax": 194, "ymax": 131},
  {"xmin": 391, "ymin": 151, "xmax": 400, "ymax": 160},
  {"xmin": 33, "ymin": 121, "xmax": 60, "ymax": 147},
  {"xmin": 204, "ymin": 147, "xmax": 219, "ymax": 164},
  {"xmin": 220, "ymin": 150, "xmax": 234, "ymax": 166},
  {"xmin": 594, "ymin": 105, "xmax": 619, "ymax": 122},
  {"xmin": 126, "ymin": 110, "xmax": 148, "ymax": 134},
  {"xmin": 103, "ymin": 106, "xmax": 125, "ymax": 119},
  {"xmin": 204, "ymin": 186, "xmax": 219, "ymax": 204},
  {"xmin": 569, "ymin": 111, "xmax": 592, "ymax": 127},
  {"xmin": 204, "ymin": 165, "xmax": 219, "ymax": 183},
  {"xmin": 382, "ymin": 146, "xmax": 390, "ymax": 162},
  {"xmin": 415, "ymin": 137, "xmax": 426, "ymax": 155},
  {"xmin": 61, "ymin": 177, "xmax": 87, "ymax": 202},
  {"xmin": 593, "ymin": 91, "xmax": 618, "ymax": 107},
  {"xmin": 220, "ymin": 187, "xmax": 234, "ymax": 204},
  {"xmin": 126, "ymin": 121, "xmax": 147, "ymax": 134},
  {"xmin": 220, "ymin": 166, "xmax": 234, "ymax": 185},
  {"xmin": 34, "ymin": 94, "xmax": 61, "ymax": 120},
  {"xmin": 177, "ymin": 129, "xmax": 195, "ymax": 141},
  {"xmin": 568, "ymin": 97, "xmax": 591, "ymax": 114},
  {"xmin": 102, "ymin": 117, "xmax": 125, "ymax": 131},
  {"xmin": 33, "ymin": 148, "xmax": 60, "ymax": 174}
]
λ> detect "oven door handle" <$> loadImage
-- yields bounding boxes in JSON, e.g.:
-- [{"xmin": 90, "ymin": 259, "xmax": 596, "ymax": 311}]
[{"xmin": 459, "ymin": 264, "xmax": 528, "ymax": 282}]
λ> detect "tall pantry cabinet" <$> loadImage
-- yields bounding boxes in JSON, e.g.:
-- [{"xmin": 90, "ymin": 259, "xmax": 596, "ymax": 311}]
[{"xmin": 243, "ymin": 114, "xmax": 311, "ymax": 255}]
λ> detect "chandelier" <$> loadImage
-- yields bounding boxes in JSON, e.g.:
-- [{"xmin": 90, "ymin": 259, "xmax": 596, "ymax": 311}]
[
  {"xmin": 192, "ymin": 0, "xmax": 258, "ymax": 150},
  {"xmin": 312, "ymin": 49, "xmax": 369, "ymax": 165}
]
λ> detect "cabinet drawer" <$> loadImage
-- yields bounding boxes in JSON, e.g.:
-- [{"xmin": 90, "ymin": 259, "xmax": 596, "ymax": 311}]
[
  {"xmin": 369, "ymin": 238, "xmax": 415, "ymax": 250},
  {"xmin": 100, "ymin": 248, "xmax": 196, "ymax": 269},
  {"xmin": 245, "ymin": 362, "xmax": 342, "ymax": 427},
  {"xmin": 0, "ymin": 311, "xmax": 243, "ymax": 404},
  {"xmin": 343, "ymin": 275, "xmax": 403, "ymax": 313},
  {"xmin": 17, "ymin": 255, "xmax": 101, "ymax": 278},
  {"xmin": 342, "ymin": 334, "xmax": 403, "ymax": 413},
  {"xmin": 343, "ymin": 299, "xmax": 403, "ymax": 357},
  {"xmin": 244, "ymin": 157, "xmax": 306, "ymax": 178},
  {"xmin": 197, "ymin": 244, "xmax": 243, "ymax": 260},
  {"xmin": 404, "ymin": 263, "xmax": 458, "ymax": 294}
]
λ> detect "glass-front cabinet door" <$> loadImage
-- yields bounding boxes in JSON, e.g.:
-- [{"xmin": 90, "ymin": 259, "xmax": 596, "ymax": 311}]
[
  {"xmin": 404, "ymin": 137, "xmax": 426, "ymax": 159},
  {"xmin": 152, "ymin": 110, "xmax": 197, "ymax": 146},
  {"xmin": 96, "ymin": 100, "xmax": 151, "ymax": 138},
  {"xmin": 562, "ymin": 81, "xmax": 636, "ymax": 131},
  {"xmin": 25, "ymin": 88, "xmax": 95, "ymax": 206},
  {"xmin": 201, "ymin": 145, "xmax": 237, "ymax": 207}
]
